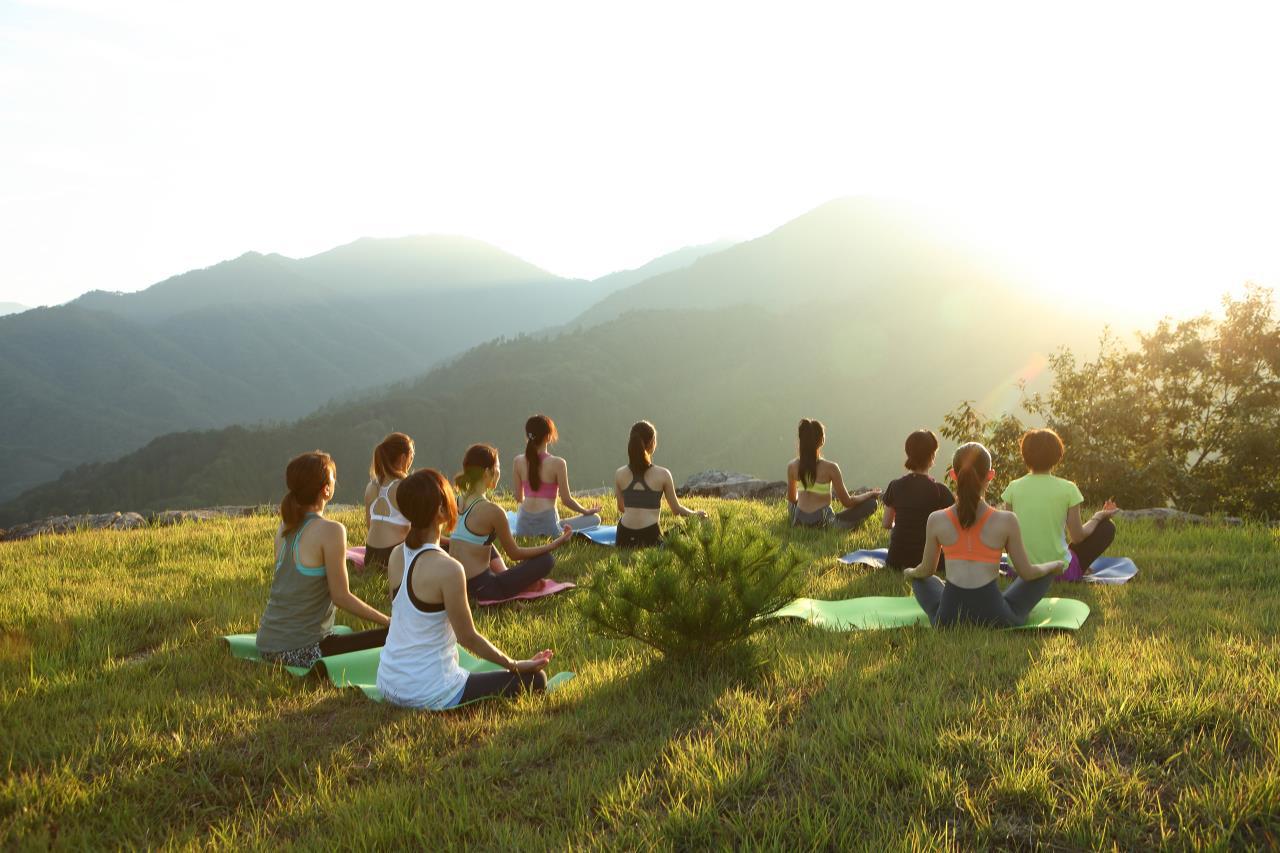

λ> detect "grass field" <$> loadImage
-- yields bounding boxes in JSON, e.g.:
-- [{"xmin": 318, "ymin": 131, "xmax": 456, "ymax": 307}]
[{"xmin": 2, "ymin": 498, "xmax": 1278, "ymax": 849}]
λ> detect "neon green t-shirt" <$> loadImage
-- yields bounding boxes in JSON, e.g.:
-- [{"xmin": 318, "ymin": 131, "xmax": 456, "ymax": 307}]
[{"xmin": 1000, "ymin": 473, "xmax": 1084, "ymax": 564}]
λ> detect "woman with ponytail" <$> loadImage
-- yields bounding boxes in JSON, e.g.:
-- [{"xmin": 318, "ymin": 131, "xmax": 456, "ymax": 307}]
[
  {"xmin": 613, "ymin": 420, "xmax": 706, "ymax": 548},
  {"xmin": 361, "ymin": 432, "xmax": 414, "ymax": 570},
  {"xmin": 448, "ymin": 443, "xmax": 573, "ymax": 600},
  {"xmin": 903, "ymin": 442, "xmax": 1064, "ymax": 627},
  {"xmin": 513, "ymin": 414, "xmax": 603, "ymax": 537},
  {"xmin": 785, "ymin": 418, "xmax": 881, "ymax": 529},
  {"xmin": 256, "ymin": 451, "xmax": 390, "ymax": 668},
  {"xmin": 378, "ymin": 470, "xmax": 553, "ymax": 709}
]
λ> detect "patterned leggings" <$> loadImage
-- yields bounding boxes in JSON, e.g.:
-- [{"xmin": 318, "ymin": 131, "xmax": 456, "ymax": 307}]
[{"xmin": 260, "ymin": 627, "xmax": 388, "ymax": 669}]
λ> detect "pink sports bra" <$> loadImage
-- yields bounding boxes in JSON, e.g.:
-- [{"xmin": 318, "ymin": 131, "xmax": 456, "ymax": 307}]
[{"xmin": 520, "ymin": 453, "xmax": 557, "ymax": 500}]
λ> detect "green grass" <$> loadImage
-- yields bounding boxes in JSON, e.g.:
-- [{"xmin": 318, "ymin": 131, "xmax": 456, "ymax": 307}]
[{"xmin": 2, "ymin": 499, "xmax": 1278, "ymax": 849}]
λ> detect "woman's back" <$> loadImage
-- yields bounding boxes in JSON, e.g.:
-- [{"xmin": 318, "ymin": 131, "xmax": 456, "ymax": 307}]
[{"xmin": 258, "ymin": 515, "xmax": 336, "ymax": 653}]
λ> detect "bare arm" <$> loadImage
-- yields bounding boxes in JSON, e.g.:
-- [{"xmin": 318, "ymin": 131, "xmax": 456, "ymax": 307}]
[
  {"xmin": 831, "ymin": 463, "xmax": 880, "ymax": 509},
  {"xmin": 512, "ymin": 456, "xmax": 525, "ymax": 503},
  {"xmin": 903, "ymin": 516, "xmax": 942, "ymax": 579},
  {"xmin": 882, "ymin": 505, "xmax": 896, "ymax": 531},
  {"xmin": 558, "ymin": 460, "xmax": 601, "ymax": 515},
  {"xmin": 786, "ymin": 461, "xmax": 798, "ymax": 504},
  {"xmin": 362, "ymin": 480, "xmax": 375, "ymax": 530},
  {"xmin": 1003, "ymin": 514, "xmax": 1063, "ymax": 581},
  {"xmin": 615, "ymin": 471, "xmax": 626, "ymax": 515},
  {"xmin": 322, "ymin": 524, "xmax": 389, "ymax": 626},
  {"xmin": 443, "ymin": 563, "xmax": 517, "ymax": 669},
  {"xmin": 493, "ymin": 504, "xmax": 571, "ymax": 560},
  {"xmin": 1067, "ymin": 500, "xmax": 1119, "ymax": 543},
  {"xmin": 663, "ymin": 470, "xmax": 706, "ymax": 518}
]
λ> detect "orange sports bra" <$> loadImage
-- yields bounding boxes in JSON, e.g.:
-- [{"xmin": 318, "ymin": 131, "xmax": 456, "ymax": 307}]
[{"xmin": 939, "ymin": 506, "xmax": 1003, "ymax": 564}]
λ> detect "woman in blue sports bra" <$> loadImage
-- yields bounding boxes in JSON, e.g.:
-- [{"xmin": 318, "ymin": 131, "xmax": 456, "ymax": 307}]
[
  {"xmin": 449, "ymin": 443, "xmax": 573, "ymax": 600},
  {"xmin": 785, "ymin": 418, "xmax": 881, "ymax": 529},
  {"xmin": 613, "ymin": 420, "xmax": 706, "ymax": 548},
  {"xmin": 256, "ymin": 452, "xmax": 391, "ymax": 669},
  {"xmin": 361, "ymin": 432, "xmax": 414, "ymax": 570}
]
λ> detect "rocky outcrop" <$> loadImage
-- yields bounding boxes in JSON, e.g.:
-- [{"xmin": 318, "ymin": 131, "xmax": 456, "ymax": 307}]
[
  {"xmin": 1, "ymin": 512, "xmax": 148, "ymax": 542},
  {"xmin": 151, "ymin": 506, "xmax": 262, "ymax": 526},
  {"xmin": 1114, "ymin": 508, "xmax": 1244, "ymax": 527},
  {"xmin": 678, "ymin": 471, "xmax": 788, "ymax": 500}
]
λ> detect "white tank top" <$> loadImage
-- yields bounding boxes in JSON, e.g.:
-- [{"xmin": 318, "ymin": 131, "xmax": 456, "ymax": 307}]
[
  {"xmin": 369, "ymin": 480, "xmax": 410, "ymax": 526},
  {"xmin": 376, "ymin": 542, "xmax": 469, "ymax": 709}
]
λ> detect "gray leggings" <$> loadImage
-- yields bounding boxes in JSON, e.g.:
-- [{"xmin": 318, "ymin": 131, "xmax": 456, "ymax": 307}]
[
  {"xmin": 789, "ymin": 498, "xmax": 877, "ymax": 530},
  {"xmin": 911, "ymin": 575, "xmax": 1052, "ymax": 628},
  {"xmin": 514, "ymin": 507, "xmax": 601, "ymax": 537}
]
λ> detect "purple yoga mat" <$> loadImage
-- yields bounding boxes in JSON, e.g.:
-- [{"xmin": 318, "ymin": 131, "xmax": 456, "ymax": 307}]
[{"xmin": 477, "ymin": 579, "xmax": 575, "ymax": 606}]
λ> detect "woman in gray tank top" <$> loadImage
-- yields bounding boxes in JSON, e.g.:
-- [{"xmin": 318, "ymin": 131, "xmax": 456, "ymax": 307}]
[{"xmin": 256, "ymin": 452, "xmax": 391, "ymax": 669}]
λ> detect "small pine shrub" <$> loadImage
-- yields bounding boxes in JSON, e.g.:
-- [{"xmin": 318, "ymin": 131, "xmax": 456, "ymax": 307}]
[{"xmin": 576, "ymin": 509, "xmax": 806, "ymax": 659}]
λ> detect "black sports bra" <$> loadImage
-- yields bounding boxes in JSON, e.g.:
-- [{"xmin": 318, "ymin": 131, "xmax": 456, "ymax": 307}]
[
  {"xmin": 622, "ymin": 471, "xmax": 663, "ymax": 510},
  {"xmin": 392, "ymin": 549, "xmax": 446, "ymax": 613}
]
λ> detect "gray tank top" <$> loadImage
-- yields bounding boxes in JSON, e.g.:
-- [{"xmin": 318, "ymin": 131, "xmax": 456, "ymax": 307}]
[{"xmin": 255, "ymin": 514, "xmax": 336, "ymax": 654}]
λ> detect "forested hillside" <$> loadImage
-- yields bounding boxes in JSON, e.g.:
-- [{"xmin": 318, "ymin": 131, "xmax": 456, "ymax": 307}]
[{"xmin": 0, "ymin": 238, "xmax": 722, "ymax": 502}]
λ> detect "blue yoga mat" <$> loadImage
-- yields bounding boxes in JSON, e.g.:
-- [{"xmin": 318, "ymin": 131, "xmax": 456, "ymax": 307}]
[
  {"xmin": 839, "ymin": 548, "xmax": 889, "ymax": 568},
  {"xmin": 575, "ymin": 525, "xmax": 617, "ymax": 546}
]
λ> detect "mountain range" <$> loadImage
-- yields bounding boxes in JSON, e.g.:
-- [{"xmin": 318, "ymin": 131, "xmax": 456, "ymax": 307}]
[
  {"xmin": 0, "ymin": 238, "xmax": 726, "ymax": 502},
  {"xmin": 0, "ymin": 199, "xmax": 1107, "ymax": 524},
  {"xmin": 0, "ymin": 303, "xmax": 28, "ymax": 316}
]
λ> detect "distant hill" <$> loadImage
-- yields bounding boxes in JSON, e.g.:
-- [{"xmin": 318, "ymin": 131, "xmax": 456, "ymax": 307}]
[
  {"xmin": 0, "ymin": 237, "xmax": 605, "ymax": 502},
  {"xmin": 0, "ymin": 302, "xmax": 28, "ymax": 316},
  {"xmin": 586, "ymin": 241, "xmax": 735, "ymax": 296},
  {"xmin": 0, "ymin": 198, "xmax": 1105, "ymax": 524}
]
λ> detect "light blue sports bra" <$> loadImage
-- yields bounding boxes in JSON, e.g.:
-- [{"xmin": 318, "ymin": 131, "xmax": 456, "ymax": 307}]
[
  {"xmin": 450, "ymin": 498, "xmax": 496, "ymax": 547},
  {"xmin": 280, "ymin": 513, "xmax": 325, "ymax": 576}
]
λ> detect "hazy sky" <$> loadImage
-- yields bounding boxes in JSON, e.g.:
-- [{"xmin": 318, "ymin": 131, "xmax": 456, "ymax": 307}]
[{"xmin": 3, "ymin": 0, "xmax": 1278, "ymax": 317}]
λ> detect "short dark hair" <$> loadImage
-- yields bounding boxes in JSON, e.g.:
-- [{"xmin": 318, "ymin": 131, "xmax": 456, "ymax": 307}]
[
  {"xmin": 904, "ymin": 429, "xmax": 938, "ymax": 470},
  {"xmin": 1020, "ymin": 429, "xmax": 1065, "ymax": 473}
]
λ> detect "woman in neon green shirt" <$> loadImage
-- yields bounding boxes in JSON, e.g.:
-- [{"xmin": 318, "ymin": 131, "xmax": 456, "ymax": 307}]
[{"xmin": 1000, "ymin": 429, "xmax": 1119, "ymax": 581}]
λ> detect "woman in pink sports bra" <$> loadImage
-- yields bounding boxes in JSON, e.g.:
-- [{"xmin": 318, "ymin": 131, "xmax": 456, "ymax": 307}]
[
  {"xmin": 903, "ymin": 442, "xmax": 1064, "ymax": 627},
  {"xmin": 512, "ymin": 414, "xmax": 603, "ymax": 537}
]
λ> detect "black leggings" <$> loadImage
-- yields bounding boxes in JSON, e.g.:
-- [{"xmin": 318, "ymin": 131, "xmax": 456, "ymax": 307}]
[
  {"xmin": 1071, "ymin": 518, "xmax": 1116, "ymax": 570},
  {"xmin": 911, "ymin": 576, "xmax": 1051, "ymax": 628},
  {"xmin": 362, "ymin": 544, "xmax": 395, "ymax": 569},
  {"xmin": 318, "ymin": 628, "xmax": 388, "ymax": 656},
  {"xmin": 459, "ymin": 669, "xmax": 548, "ymax": 703},
  {"xmin": 467, "ymin": 552, "xmax": 555, "ymax": 600},
  {"xmin": 617, "ymin": 522, "xmax": 663, "ymax": 548}
]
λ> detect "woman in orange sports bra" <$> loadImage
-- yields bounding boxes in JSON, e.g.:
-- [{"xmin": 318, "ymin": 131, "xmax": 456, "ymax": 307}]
[{"xmin": 903, "ymin": 442, "xmax": 1064, "ymax": 627}]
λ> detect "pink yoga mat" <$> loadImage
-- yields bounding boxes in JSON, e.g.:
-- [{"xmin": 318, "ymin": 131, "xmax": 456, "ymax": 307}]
[
  {"xmin": 346, "ymin": 546, "xmax": 366, "ymax": 568},
  {"xmin": 477, "ymin": 579, "xmax": 575, "ymax": 606}
]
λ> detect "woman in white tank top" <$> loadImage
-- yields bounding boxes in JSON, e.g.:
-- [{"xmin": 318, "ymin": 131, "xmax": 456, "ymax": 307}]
[
  {"xmin": 377, "ymin": 469, "xmax": 555, "ymax": 709},
  {"xmin": 362, "ymin": 433, "xmax": 414, "ymax": 569}
]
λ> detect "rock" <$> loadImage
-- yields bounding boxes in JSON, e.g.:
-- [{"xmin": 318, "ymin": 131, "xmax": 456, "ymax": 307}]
[
  {"xmin": 1114, "ymin": 508, "xmax": 1243, "ymax": 527},
  {"xmin": 151, "ymin": 506, "xmax": 261, "ymax": 526},
  {"xmin": 1, "ymin": 511, "xmax": 147, "ymax": 541},
  {"xmin": 678, "ymin": 470, "xmax": 788, "ymax": 500}
]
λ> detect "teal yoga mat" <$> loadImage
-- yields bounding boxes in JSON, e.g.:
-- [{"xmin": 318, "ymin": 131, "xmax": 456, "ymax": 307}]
[
  {"xmin": 223, "ymin": 628, "xmax": 575, "ymax": 704},
  {"xmin": 768, "ymin": 595, "xmax": 1090, "ymax": 631}
]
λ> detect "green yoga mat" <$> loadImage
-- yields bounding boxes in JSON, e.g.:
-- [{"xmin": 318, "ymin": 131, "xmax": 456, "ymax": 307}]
[
  {"xmin": 223, "ymin": 626, "xmax": 575, "ymax": 705},
  {"xmin": 768, "ymin": 595, "xmax": 1090, "ymax": 631}
]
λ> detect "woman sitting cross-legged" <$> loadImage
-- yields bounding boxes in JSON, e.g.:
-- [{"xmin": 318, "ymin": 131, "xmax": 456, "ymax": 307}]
[
  {"xmin": 903, "ymin": 442, "xmax": 1064, "ymax": 627},
  {"xmin": 882, "ymin": 429, "xmax": 955, "ymax": 570},
  {"xmin": 613, "ymin": 420, "xmax": 706, "ymax": 548},
  {"xmin": 1001, "ymin": 428, "xmax": 1120, "ymax": 582},
  {"xmin": 256, "ymin": 451, "xmax": 391, "ymax": 669},
  {"xmin": 361, "ymin": 432, "xmax": 414, "ymax": 571},
  {"xmin": 450, "ymin": 443, "xmax": 573, "ymax": 600},
  {"xmin": 378, "ymin": 469, "xmax": 553, "ymax": 709},
  {"xmin": 513, "ymin": 414, "xmax": 603, "ymax": 537},
  {"xmin": 786, "ymin": 418, "xmax": 881, "ymax": 529}
]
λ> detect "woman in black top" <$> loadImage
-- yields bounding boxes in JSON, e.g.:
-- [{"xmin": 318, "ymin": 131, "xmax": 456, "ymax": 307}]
[
  {"xmin": 882, "ymin": 430, "xmax": 955, "ymax": 570},
  {"xmin": 613, "ymin": 420, "xmax": 706, "ymax": 547}
]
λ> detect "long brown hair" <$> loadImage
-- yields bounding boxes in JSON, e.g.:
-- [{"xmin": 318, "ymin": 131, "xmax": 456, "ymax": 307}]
[
  {"xmin": 455, "ymin": 444, "xmax": 499, "ymax": 495},
  {"xmin": 951, "ymin": 442, "xmax": 992, "ymax": 529},
  {"xmin": 280, "ymin": 451, "xmax": 336, "ymax": 535},
  {"xmin": 628, "ymin": 421, "xmax": 657, "ymax": 478},
  {"xmin": 398, "ymin": 469, "xmax": 459, "ymax": 549},
  {"xmin": 524, "ymin": 415, "xmax": 557, "ymax": 491},
  {"xmin": 797, "ymin": 419, "xmax": 825, "ymax": 488},
  {"xmin": 369, "ymin": 432, "xmax": 413, "ymax": 483}
]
